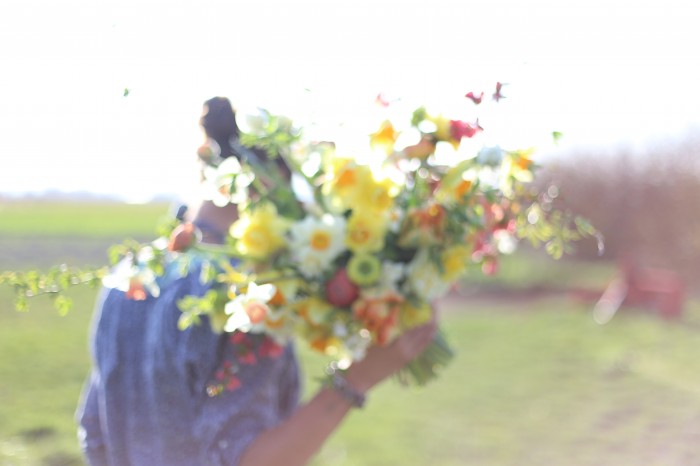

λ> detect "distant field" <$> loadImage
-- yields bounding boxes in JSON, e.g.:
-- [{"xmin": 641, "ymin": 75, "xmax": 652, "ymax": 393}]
[
  {"xmin": 2, "ymin": 200, "xmax": 700, "ymax": 466},
  {"xmin": 0, "ymin": 200, "xmax": 172, "ymax": 269},
  {"xmin": 0, "ymin": 199, "xmax": 171, "ymax": 238}
]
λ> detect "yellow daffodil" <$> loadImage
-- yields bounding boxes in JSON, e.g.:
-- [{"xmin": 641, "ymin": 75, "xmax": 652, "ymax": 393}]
[
  {"xmin": 370, "ymin": 120, "xmax": 399, "ymax": 155},
  {"xmin": 345, "ymin": 210, "xmax": 387, "ymax": 254},
  {"xmin": 324, "ymin": 160, "xmax": 371, "ymax": 212},
  {"xmin": 440, "ymin": 244, "xmax": 472, "ymax": 281},
  {"xmin": 230, "ymin": 203, "xmax": 290, "ymax": 260},
  {"xmin": 353, "ymin": 174, "xmax": 399, "ymax": 215}
]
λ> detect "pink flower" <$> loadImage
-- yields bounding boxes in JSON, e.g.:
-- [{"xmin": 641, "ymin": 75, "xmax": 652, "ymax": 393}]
[
  {"xmin": 465, "ymin": 91, "xmax": 484, "ymax": 104},
  {"xmin": 492, "ymin": 82, "xmax": 507, "ymax": 102},
  {"xmin": 325, "ymin": 268, "xmax": 360, "ymax": 307}
]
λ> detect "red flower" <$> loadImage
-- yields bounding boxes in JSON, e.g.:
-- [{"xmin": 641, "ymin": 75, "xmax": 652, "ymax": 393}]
[
  {"xmin": 230, "ymin": 331, "xmax": 251, "ymax": 346},
  {"xmin": 325, "ymin": 268, "xmax": 360, "ymax": 307},
  {"xmin": 259, "ymin": 337, "xmax": 284, "ymax": 359},
  {"xmin": 450, "ymin": 119, "xmax": 482, "ymax": 141},
  {"xmin": 465, "ymin": 91, "xmax": 484, "ymax": 104},
  {"xmin": 226, "ymin": 376, "xmax": 242, "ymax": 391},
  {"xmin": 237, "ymin": 350, "xmax": 257, "ymax": 365}
]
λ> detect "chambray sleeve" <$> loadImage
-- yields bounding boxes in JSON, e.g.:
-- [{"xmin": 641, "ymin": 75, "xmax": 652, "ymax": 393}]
[{"xmin": 76, "ymin": 371, "xmax": 109, "ymax": 466}]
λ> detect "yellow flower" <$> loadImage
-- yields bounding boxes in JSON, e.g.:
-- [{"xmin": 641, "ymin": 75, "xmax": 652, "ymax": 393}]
[
  {"xmin": 440, "ymin": 245, "xmax": 472, "ymax": 281},
  {"xmin": 511, "ymin": 148, "xmax": 535, "ymax": 171},
  {"xmin": 436, "ymin": 162, "xmax": 476, "ymax": 204},
  {"xmin": 370, "ymin": 120, "xmax": 399, "ymax": 154},
  {"xmin": 293, "ymin": 296, "xmax": 332, "ymax": 326},
  {"xmin": 345, "ymin": 210, "xmax": 387, "ymax": 254},
  {"xmin": 310, "ymin": 335, "xmax": 343, "ymax": 356},
  {"xmin": 353, "ymin": 174, "xmax": 399, "ymax": 215},
  {"xmin": 400, "ymin": 301, "xmax": 432, "ymax": 329},
  {"xmin": 324, "ymin": 160, "xmax": 371, "ymax": 212},
  {"xmin": 428, "ymin": 114, "xmax": 451, "ymax": 143},
  {"xmin": 230, "ymin": 203, "xmax": 290, "ymax": 260}
]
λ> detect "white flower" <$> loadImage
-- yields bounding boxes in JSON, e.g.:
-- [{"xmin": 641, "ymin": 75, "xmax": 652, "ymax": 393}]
[
  {"xmin": 378, "ymin": 261, "xmax": 406, "ymax": 292},
  {"xmin": 289, "ymin": 214, "xmax": 347, "ymax": 277},
  {"xmin": 224, "ymin": 282, "xmax": 277, "ymax": 333},
  {"xmin": 102, "ymin": 257, "xmax": 160, "ymax": 298},
  {"xmin": 494, "ymin": 229, "xmax": 518, "ymax": 254},
  {"xmin": 202, "ymin": 157, "xmax": 254, "ymax": 207},
  {"xmin": 404, "ymin": 249, "xmax": 450, "ymax": 301}
]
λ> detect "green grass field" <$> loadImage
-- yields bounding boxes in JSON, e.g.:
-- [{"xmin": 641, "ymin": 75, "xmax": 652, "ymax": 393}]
[{"xmin": 2, "ymin": 200, "xmax": 700, "ymax": 466}]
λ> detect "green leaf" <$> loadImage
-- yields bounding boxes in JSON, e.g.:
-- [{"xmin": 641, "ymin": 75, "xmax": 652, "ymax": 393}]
[{"xmin": 54, "ymin": 295, "xmax": 73, "ymax": 316}]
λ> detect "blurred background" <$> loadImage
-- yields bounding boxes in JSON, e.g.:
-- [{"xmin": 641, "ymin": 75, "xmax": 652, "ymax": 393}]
[{"xmin": 2, "ymin": 0, "xmax": 700, "ymax": 465}]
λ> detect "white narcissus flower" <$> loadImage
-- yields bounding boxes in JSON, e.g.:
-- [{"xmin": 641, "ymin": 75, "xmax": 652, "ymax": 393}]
[
  {"xmin": 224, "ymin": 282, "xmax": 277, "ymax": 333},
  {"xmin": 202, "ymin": 157, "xmax": 254, "ymax": 207},
  {"xmin": 378, "ymin": 261, "xmax": 406, "ymax": 293},
  {"xmin": 102, "ymin": 257, "xmax": 161, "ymax": 299},
  {"xmin": 405, "ymin": 249, "xmax": 450, "ymax": 302},
  {"xmin": 289, "ymin": 214, "xmax": 347, "ymax": 278}
]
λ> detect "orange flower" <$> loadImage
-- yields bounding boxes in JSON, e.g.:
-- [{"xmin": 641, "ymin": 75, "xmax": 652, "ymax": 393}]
[
  {"xmin": 352, "ymin": 292, "xmax": 404, "ymax": 345},
  {"xmin": 168, "ymin": 222, "xmax": 196, "ymax": 252},
  {"xmin": 126, "ymin": 279, "xmax": 147, "ymax": 301},
  {"xmin": 244, "ymin": 301, "xmax": 268, "ymax": 324},
  {"xmin": 398, "ymin": 204, "xmax": 448, "ymax": 247}
]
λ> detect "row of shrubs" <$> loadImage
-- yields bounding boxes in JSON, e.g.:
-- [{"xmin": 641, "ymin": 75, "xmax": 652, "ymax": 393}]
[{"xmin": 538, "ymin": 132, "xmax": 700, "ymax": 291}]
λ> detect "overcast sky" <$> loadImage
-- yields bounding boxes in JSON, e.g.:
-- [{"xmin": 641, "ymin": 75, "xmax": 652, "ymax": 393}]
[{"xmin": 1, "ymin": 0, "xmax": 699, "ymax": 202}]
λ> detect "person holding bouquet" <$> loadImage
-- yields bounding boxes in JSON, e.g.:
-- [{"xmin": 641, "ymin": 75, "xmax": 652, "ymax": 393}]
[{"xmin": 76, "ymin": 97, "xmax": 438, "ymax": 466}]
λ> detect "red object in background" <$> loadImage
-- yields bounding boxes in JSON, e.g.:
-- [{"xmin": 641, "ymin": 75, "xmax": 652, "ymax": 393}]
[{"xmin": 593, "ymin": 256, "xmax": 685, "ymax": 322}]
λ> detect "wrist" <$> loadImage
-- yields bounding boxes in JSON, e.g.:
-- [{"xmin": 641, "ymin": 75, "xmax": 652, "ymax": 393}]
[{"xmin": 325, "ymin": 364, "xmax": 367, "ymax": 409}]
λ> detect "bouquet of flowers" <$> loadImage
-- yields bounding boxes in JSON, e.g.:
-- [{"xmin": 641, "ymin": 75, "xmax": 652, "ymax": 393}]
[{"xmin": 1, "ymin": 88, "xmax": 600, "ymax": 391}]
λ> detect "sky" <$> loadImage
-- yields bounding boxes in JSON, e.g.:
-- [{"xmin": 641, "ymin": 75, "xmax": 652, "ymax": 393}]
[{"xmin": 1, "ymin": 0, "xmax": 699, "ymax": 202}]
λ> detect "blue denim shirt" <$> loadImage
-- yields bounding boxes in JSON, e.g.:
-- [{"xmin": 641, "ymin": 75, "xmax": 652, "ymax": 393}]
[{"xmin": 76, "ymin": 261, "xmax": 300, "ymax": 466}]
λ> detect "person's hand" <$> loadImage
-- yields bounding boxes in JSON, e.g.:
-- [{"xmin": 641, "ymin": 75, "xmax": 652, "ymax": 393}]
[{"xmin": 344, "ymin": 313, "xmax": 438, "ymax": 393}]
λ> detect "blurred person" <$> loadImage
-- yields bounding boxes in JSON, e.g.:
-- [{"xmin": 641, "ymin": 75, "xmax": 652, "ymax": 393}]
[{"xmin": 75, "ymin": 97, "xmax": 437, "ymax": 466}]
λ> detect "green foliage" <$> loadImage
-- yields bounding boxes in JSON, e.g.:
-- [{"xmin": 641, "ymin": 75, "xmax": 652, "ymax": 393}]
[
  {"xmin": 239, "ymin": 108, "xmax": 301, "ymax": 158},
  {"xmin": 0, "ymin": 266, "xmax": 107, "ymax": 314},
  {"xmin": 515, "ymin": 203, "xmax": 602, "ymax": 260}
]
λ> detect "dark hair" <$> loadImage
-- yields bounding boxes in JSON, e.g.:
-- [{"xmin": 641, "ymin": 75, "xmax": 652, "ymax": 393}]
[
  {"xmin": 200, "ymin": 97, "xmax": 240, "ymax": 158},
  {"xmin": 200, "ymin": 96, "xmax": 292, "ymax": 180}
]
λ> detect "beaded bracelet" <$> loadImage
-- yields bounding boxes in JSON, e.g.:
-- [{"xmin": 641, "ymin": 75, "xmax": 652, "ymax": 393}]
[{"xmin": 325, "ymin": 366, "xmax": 366, "ymax": 409}]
